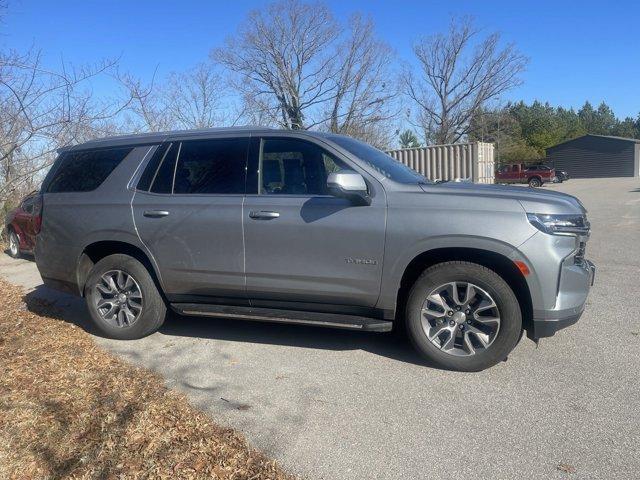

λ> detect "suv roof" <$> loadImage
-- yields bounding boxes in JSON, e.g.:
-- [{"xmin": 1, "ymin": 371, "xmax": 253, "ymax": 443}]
[{"xmin": 59, "ymin": 126, "xmax": 338, "ymax": 153}]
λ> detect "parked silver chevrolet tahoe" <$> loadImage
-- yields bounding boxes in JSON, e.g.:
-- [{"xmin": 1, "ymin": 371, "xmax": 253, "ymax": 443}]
[{"xmin": 34, "ymin": 127, "xmax": 595, "ymax": 371}]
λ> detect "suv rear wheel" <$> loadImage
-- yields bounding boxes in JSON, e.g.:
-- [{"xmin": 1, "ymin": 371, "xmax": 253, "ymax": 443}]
[
  {"xmin": 528, "ymin": 176, "xmax": 542, "ymax": 188},
  {"xmin": 84, "ymin": 254, "xmax": 166, "ymax": 339},
  {"xmin": 405, "ymin": 261, "xmax": 522, "ymax": 371}
]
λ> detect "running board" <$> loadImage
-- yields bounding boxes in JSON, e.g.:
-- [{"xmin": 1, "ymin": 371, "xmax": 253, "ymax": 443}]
[{"xmin": 170, "ymin": 303, "xmax": 393, "ymax": 332}]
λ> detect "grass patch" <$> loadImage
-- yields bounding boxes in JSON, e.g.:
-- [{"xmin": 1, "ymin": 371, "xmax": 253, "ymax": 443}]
[{"xmin": 0, "ymin": 279, "xmax": 293, "ymax": 479}]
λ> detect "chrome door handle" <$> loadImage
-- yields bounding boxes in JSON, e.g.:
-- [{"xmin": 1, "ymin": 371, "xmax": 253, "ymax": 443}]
[
  {"xmin": 249, "ymin": 210, "xmax": 280, "ymax": 220},
  {"xmin": 143, "ymin": 210, "xmax": 170, "ymax": 218}
]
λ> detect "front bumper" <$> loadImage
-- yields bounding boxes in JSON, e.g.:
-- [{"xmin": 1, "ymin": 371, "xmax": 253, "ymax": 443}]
[{"xmin": 529, "ymin": 259, "xmax": 595, "ymax": 339}]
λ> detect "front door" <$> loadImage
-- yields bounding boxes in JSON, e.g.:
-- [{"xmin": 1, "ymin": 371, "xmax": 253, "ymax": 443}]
[
  {"xmin": 132, "ymin": 137, "xmax": 249, "ymax": 303},
  {"xmin": 243, "ymin": 136, "xmax": 387, "ymax": 309}
]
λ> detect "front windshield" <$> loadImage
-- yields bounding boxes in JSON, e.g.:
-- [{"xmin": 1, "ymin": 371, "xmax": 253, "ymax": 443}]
[{"xmin": 328, "ymin": 135, "xmax": 431, "ymax": 184}]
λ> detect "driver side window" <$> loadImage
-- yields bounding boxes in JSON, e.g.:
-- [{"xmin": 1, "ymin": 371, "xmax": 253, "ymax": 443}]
[{"xmin": 260, "ymin": 138, "xmax": 347, "ymax": 195}]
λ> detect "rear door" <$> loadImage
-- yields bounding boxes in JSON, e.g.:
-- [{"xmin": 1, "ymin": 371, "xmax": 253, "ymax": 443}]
[
  {"xmin": 242, "ymin": 136, "xmax": 387, "ymax": 309},
  {"xmin": 510, "ymin": 165, "xmax": 520, "ymax": 183},
  {"xmin": 132, "ymin": 136, "xmax": 249, "ymax": 304}
]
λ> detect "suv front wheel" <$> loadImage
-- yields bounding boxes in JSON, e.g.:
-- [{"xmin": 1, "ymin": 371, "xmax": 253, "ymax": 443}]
[
  {"xmin": 84, "ymin": 254, "xmax": 166, "ymax": 339},
  {"xmin": 405, "ymin": 261, "xmax": 522, "ymax": 371},
  {"xmin": 8, "ymin": 230, "xmax": 20, "ymax": 258}
]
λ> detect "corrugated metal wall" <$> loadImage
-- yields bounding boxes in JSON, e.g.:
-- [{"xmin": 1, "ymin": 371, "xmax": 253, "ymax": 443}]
[
  {"xmin": 546, "ymin": 135, "xmax": 639, "ymax": 178},
  {"xmin": 387, "ymin": 142, "xmax": 495, "ymax": 183}
]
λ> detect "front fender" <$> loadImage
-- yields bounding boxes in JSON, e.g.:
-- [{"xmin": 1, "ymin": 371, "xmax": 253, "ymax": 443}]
[{"xmin": 377, "ymin": 234, "xmax": 542, "ymax": 314}]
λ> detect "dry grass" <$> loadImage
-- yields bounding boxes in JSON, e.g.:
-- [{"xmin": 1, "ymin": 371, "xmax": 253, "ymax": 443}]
[{"xmin": 0, "ymin": 279, "xmax": 293, "ymax": 480}]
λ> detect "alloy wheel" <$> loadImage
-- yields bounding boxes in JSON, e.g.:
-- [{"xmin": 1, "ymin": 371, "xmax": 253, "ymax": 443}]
[
  {"xmin": 421, "ymin": 281, "xmax": 501, "ymax": 356},
  {"xmin": 9, "ymin": 233, "xmax": 19, "ymax": 257},
  {"xmin": 92, "ymin": 270, "xmax": 143, "ymax": 327}
]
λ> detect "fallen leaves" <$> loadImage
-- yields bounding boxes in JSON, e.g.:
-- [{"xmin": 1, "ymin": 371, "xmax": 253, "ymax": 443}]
[{"xmin": 0, "ymin": 279, "xmax": 293, "ymax": 480}]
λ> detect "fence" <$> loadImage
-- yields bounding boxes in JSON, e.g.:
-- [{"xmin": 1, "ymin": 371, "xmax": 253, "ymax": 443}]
[{"xmin": 387, "ymin": 142, "xmax": 495, "ymax": 184}]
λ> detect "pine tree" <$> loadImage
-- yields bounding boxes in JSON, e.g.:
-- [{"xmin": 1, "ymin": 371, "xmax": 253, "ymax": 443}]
[{"xmin": 398, "ymin": 130, "xmax": 421, "ymax": 148}]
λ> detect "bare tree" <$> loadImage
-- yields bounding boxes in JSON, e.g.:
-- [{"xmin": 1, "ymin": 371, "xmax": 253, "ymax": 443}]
[
  {"xmin": 0, "ymin": 47, "xmax": 124, "ymax": 208},
  {"xmin": 213, "ymin": 0, "xmax": 396, "ymax": 146},
  {"xmin": 213, "ymin": 0, "xmax": 339, "ymax": 130},
  {"xmin": 326, "ymin": 14, "xmax": 397, "ymax": 148},
  {"xmin": 119, "ymin": 62, "xmax": 241, "ymax": 132},
  {"xmin": 405, "ymin": 17, "xmax": 527, "ymax": 144},
  {"xmin": 166, "ymin": 62, "xmax": 244, "ymax": 129},
  {"xmin": 117, "ymin": 70, "xmax": 172, "ymax": 132}
]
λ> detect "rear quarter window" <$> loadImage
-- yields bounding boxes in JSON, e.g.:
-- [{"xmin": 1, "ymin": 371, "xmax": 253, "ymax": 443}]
[
  {"xmin": 136, "ymin": 143, "xmax": 179, "ymax": 194},
  {"xmin": 46, "ymin": 147, "xmax": 133, "ymax": 193}
]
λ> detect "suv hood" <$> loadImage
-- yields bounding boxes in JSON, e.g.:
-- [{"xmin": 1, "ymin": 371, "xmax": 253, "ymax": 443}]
[{"xmin": 420, "ymin": 182, "xmax": 586, "ymax": 215}]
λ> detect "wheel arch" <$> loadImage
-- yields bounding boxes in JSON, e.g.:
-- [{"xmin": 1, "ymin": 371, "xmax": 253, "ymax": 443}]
[
  {"xmin": 394, "ymin": 247, "xmax": 533, "ymax": 335},
  {"xmin": 6, "ymin": 223, "xmax": 20, "ymax": 237},
  {"xmin": 77, "ymin": 240, "xmax": 164, "ymax": 298}
]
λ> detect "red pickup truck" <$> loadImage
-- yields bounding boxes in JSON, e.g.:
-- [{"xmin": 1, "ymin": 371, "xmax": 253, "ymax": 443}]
[
  {"xmin": 495, "ymin": 163, "xmax": 556, "ymax": 187},
  {"xmin": 4, "ymin": 191, "xmax": 41, "ymax": 258}
]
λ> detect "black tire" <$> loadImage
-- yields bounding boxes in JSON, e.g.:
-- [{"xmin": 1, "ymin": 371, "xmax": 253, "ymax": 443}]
[
  {"xmin": 7, "ymin": 230, "xmax": 21, "ymax": 258},
  {"xmin": 84, "ymin": 254, "xmax": 166, "ymax": 339},
  {"xmin": 405, "ymin": 261, "xmax": 522, "ymax": 372},
  {"xmin": 528, "ymin": 176, "xmax": 542, "ymax": 188}
]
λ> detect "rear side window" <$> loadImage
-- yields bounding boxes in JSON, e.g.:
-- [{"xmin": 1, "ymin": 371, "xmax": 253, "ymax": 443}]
[
  {"xmin": 137, "ymin": 143, "xmax": 170, "ymax": 191},
  {"xmin": 46, "ymin": 147, "xmax": 132, "ymax": 193},
  {"xmin": 151, "ymin": 144, "xmax": 179, "ymax": 194},
  {"xmin": 173, "ymin": 138, "xmax": 248, "ymax": 194},
  {"xmin": 21, "ymin": 195, "xmax": 37, "ymax": 214},
  {"xmin": 137, "ymin": 143, "xmax": 179, "ymax": 194}
]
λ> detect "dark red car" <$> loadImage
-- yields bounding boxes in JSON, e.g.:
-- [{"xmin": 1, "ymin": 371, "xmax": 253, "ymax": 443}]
[
  {"xmin": 495, "ymin": 163, "xmax": 556, "ymax": 187},
  {"xmin": 4, "ymin": 192, "xmax": 42, "ymax": 258}
]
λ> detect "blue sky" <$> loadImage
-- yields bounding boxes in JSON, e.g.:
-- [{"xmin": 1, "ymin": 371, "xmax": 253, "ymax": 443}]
[{"xmin": 3, "ymin": 0, "xmax": 639, "ymax": 118}]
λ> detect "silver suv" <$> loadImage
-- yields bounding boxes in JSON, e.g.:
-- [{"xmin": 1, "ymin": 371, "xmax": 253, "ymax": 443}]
[{"xmin": 34, "ymin": 127, "xmax": 595, "ymax": 371}]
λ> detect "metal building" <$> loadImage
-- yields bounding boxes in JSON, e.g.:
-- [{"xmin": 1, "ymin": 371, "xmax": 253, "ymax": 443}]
[
  {"xmin": 546, "ymin": 134, "xmax": 640, "ymax": 178},
  {"xmin": 387, "ymin": 142, "xmax": 495, "ymax": 184}
]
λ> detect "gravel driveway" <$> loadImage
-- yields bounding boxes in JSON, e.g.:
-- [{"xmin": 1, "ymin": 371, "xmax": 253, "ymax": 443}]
[{"xmin": 2, "ymin": 177, "xmax": 638, "ymax": 479}]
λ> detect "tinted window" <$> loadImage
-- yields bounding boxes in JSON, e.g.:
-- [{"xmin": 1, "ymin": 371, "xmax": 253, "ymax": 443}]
[
  {"xmin": 21, "ymin": 196, "xmax": 36, "ymax": 214},
  {"xmin": 261, "ymin": 138, "xmax": 347, "ymax": 195},
  {"xmin": 46, "ymin": 147, "xmax": 132, "ymax": 193},
  {"xmin": 150, "ymin": 143, "xmax": 178, "ymax": 194},
  {"xmin": 327, "ymin": 135, "xmax": 429, "ymax": 184},
  {"xmin": 137, "ymin": 143, "xmax": 171, "ymax": 191},
  {"xmin": 174, "ymin": 139, "xmax": 248, "ymax": 194}
]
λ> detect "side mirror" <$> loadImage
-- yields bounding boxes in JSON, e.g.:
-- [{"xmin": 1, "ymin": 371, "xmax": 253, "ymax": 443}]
[{"xmin": 327, "ymin": 170, "xmax": 370, "ymax": 206}]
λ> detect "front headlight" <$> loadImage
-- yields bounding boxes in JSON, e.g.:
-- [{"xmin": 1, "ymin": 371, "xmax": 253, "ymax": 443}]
[{"xmin": 527, "ymin": 213, "xmax": 590, "ymax": 236}]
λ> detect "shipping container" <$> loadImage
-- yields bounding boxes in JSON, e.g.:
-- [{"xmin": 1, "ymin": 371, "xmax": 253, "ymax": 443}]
[{"xmin": 387, "ymin": 142, "xmax": 495, "ymax": 184}]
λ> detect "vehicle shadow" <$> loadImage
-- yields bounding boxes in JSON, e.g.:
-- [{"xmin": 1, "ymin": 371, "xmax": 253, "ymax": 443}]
[
  {"xmin": 23, "ymin": 285, "xmax": 438, "ymax": 369},
  {"xmin": 23, "ymin": 285, "xmax": 96, "ymax": 333},
  {"xmin": 160, "ymin": 313, "xmax": 436, "ymax": 368}
]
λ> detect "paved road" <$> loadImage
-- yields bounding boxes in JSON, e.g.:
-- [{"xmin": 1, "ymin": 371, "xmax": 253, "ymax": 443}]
[{"xmin": 2, "ymin": 178, "xmax": 639, "ymax": 479}]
